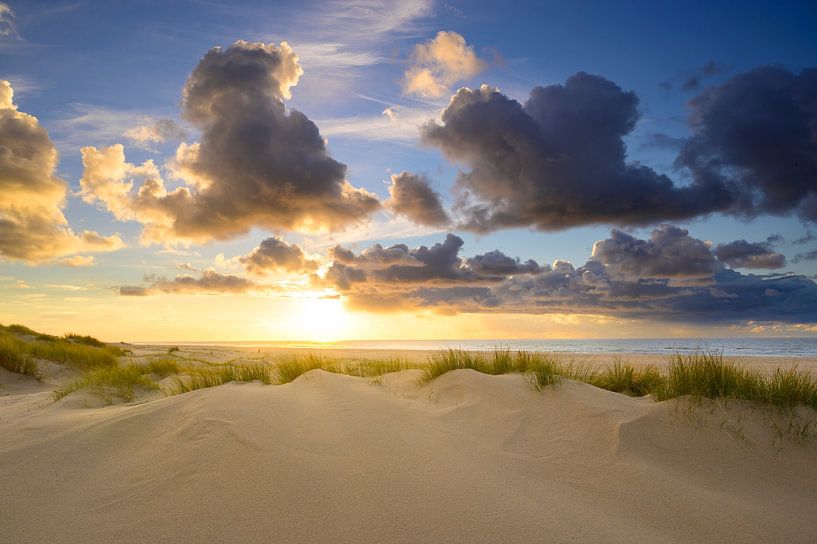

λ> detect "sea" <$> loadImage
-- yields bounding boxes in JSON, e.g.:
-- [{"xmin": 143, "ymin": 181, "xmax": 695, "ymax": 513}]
[{"xmin": 170, "ymin": 337, "xmax": 817, "ymax": 358}]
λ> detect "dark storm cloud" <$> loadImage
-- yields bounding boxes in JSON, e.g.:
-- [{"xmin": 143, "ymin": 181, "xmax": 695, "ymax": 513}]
[
  {"xmin": 677, "ymin": 65, "xmax": 817, "ymax": 222},
  {"xmin": 386, "ymin": 172, "xmax": 450, "ymax": 227},
  {"xmin": 174, "ymin": 41, "xmax": 381, "ymax": 237},
  {"xmin": 326, "ymin": 234, "xmax": 547, "ymax": 289},
  {"xmin": 591, "ymin": 225, "xmax": 719, "ymax": 281},
  {"xmin": 714, "ymin": 240, "xmax": 786, "ymax": 269},
  {"xmin": 81, "ymin": 41, "xmax": 380, "ymax": 244},
  {"xmin": 466, "ymin": 250, "xmax": 540, "ymax": 277},
  {"xmin": 366, "ymin": 234, "xmax": 470, "ymax": 283},
  {"xmin": 422, "ymin": 66, "xmax": 817, "ymax": 233},
  {"xmin": 319, "ymin": 229, "xmax": 817, "ymax": 326},
  {"xmin": 421, "ymin": 77, "xmax": 732, "ymax": 232},
  {"xmin": 240, "ymin": 236, "xmax": 316, "ymax": 275},
  {"xmin": 119, "ymin": 270, "xmax": 263, "ymax": 296}
]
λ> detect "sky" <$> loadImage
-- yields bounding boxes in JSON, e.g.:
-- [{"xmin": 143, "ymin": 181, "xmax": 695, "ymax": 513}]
[{"xmin": 1, "ymin": 0, "xmax": 817, "ymax": 342}]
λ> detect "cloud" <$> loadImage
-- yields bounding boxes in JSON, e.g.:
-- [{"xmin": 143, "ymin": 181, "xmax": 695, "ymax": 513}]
[
  {"xmin": 57, "ymin": 255, "xmax": 96, "ymax": 267},
  {"xmin": 124, "ymin": 118, "xmax": 186, "ymax": 149},
  {"xmin": 792, "ymin": 250, "xmax": 817, "ymax": 264},
  {"xmin": 659, "ymin": 60, "xmax": 729, "ymax": 91},
  {"xmin": 677, "ymin": 65, "xmax": 817, "ymax": 223},
  {"xmin": 404, "ymin": 31, "xmax": 486, "ymax": 98},
  {"xmin": 294, "ymin": 0, "xmax": 431, "ymax": 68},
  {"xmin": 119, "ymin": 270, "xmax": 264, "ymax": 296},
  {"xmin": 714, "ymin": 240, "xmax": 786, "ymax": 269},
  {"xmin": 0, "ymin": 2, "xmax": 19, "ymax": 40},
  {"xmin": 465, "ymin": 250, "xmax": 540, "ymax": 277},
  {"xmin": 50, "ymin": 104, "xmax": 168, "ymax": 153},
  {"xmin": 0, "ymin": 80, "xmax": 125, "ymax": 264},
  {"xmin": 386, "ymin": 171, "xmax": 449, "ymax": 226},
  {"xmin": 317, "ymin": 103, "xmax": 440, "ymax": 142},
  {"xmin": 80, "ymin": 41, "xmax": 381, "ymax": 245},
  {"xmin": 793, "ymin": 231, "xmax": 816, "ymax": 245},
  {"xmin": 240, "ymin": 236, "xmax": 317, "ymax": 275},
  {"xmin": 422, "ymin": 79, "xmax": 720, "ymax": 232},
  {"xmin": 319, "ymin": 233, "xmax": 543, "ymax": 309},
  {"xmin": 422, "ymin": 66, "xmax": 817, "ymax": 232},
  {"xmin": 323, "ymin": 233, "xmax": 542, "ymax": 291},
  {"xmin": 317, "ymin": 228, "xmax": 817, "ymax": 326},
  {"xmin": 591, "ymin": 225, "xmax": 719, "ymax": 282}
]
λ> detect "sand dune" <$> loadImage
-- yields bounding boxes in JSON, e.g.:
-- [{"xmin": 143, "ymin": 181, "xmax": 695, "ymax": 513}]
[{"xmin": 2, "ymin": 369, "xmax": 816, "ymax": 543}]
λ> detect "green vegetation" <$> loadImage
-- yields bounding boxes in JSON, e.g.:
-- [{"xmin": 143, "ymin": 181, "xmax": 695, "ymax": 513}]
[
  {"xmin": 3, "ymin": 324, "xmax": 39, "ymax": 336},
  {"xmin": 171, "ymin": 363, "xmax": 273, "ymax": 394},
  {"xmin": 64, "ymin": 333, "xmax": 106, "ymax": 348},
  {"xmin": 274, "ymin": 354, "xmax": 418, "ymax": 385},
  {"xmin": 593, "ymin": 361, "xmax": 664, "ymax": 397},
  {"xmin": 144, "ymin": 358, "xmax": 180, "ymax": 377},
  {"xmin": 0, "ymin": 323, "xmax": 122, "ymax": 371},
  {"xmin": 28, "ymin": 341, "xmax": 120, "ymax": 369},
  {"xmin": 54, "ymin": 363, "xmax": 159, "ymax": 403},
  {"xmin": 654, "ymin": 352, "xmax": 817, "ymax": 410},
  {"xmin": 423, "ymin": 349, "xmax": 562, "ymax": 385},
  {"xmin": 419, "ymin": 349, "xmax": 817, "ymax": 411},
  {"xmin": 275, "ymin": 354, "xmax": 329, "ymax": 384},
  {"xmin": 3, "ymin": 322, "xmax": 816, "ymax": 417},
  {"xmin": 0, "ymin": 332, "xmax": 40, "ymax": 379}
]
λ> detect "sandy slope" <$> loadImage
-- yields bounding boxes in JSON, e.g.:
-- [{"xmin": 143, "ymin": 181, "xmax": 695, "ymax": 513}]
[{"xmin": 1, "ymin": 369, "xmax": 816, "ymax": 543}]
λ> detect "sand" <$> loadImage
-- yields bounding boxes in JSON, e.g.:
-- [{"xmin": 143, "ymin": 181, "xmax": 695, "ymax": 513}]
[
  {"xmin": 2, "ymin": 349, "xmax": 817, "ymax": 543},
  {"xmin": 127, "ymin": 342, "xmax": 817, "ymax": 374}
]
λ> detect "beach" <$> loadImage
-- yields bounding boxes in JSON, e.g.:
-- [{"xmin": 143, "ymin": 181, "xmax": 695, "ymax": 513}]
[{"xmin": 2, "ymin": 344, "xmax": 817, "ymax": 543}]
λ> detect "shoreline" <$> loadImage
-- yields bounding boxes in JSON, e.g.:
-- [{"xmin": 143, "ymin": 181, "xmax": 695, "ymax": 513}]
[{"xmin": 122, "ymin": 343, "xmax": 817, "ymax": 375}]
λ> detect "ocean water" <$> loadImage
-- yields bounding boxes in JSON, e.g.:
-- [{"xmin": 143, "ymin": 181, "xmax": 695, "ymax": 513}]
[{"xmin": 180, "ymin": 338, "xmax": 817, "ymax": 358}]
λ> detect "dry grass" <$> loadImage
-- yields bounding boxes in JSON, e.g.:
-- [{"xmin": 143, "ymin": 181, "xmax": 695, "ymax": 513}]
[
  {"xmin": 4, "ymin": 321, "xmax": 815, "ymax": 415},
  {"xmin": 144, "ymin": 358, "xmax": 180, "ymax": 377},
  {"xmin": 655, "ymin": 351, "xmax": 817, "ymax": 410},
  {"xmin": 0, "ymin": 323, "xmax": 122, "ymax": 370},
  {"xmin": 0, "ymin": 331, "xmax": 40, "ymax": 379},
  {"xmin": 54, "ymin": 364, "xmax": 159, "ymax": 403},
  {"xmin": 171, "ymin": 363, "xmax": 273, "ymax": 394},
  {"xmin": 272, "ymin": 354, "xmax": 419, "ymax": 384}
]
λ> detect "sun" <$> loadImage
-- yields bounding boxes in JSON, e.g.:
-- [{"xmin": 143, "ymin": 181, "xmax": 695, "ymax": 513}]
[{"xmin": 292, "ymin": 296, "xmax": 350, "ymax": 343}]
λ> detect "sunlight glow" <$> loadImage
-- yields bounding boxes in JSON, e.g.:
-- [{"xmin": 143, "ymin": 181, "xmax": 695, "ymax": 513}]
[{"xmin": 290, "ymin": 296, "xmax": 350, "ymax": 342}]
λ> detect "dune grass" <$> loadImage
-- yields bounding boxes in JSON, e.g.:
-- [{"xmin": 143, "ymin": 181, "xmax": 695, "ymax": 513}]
[
  {"xmin": 144, "ymin": 358, "xmax": 181, "ymax": 377},
  {"xmin": 273, "ymin": 354, "xmax": 419, "ymax": 385},
  {"xmin": 1, "ymin": 324, "xmax": 39, "ymax": 336},
  {"xmin": 27, "ymin": 340, "xmax": 120, "ymax": 369},
  {"xmin": 418, "ymin": 349, "xmax": 817, "ymax": 411},
  {"xmin": 171, "ymin": 363, "xmax": 274, "ymax": 394},
  {"xmin": 64, "ymin": 333, "xmax": 106, "ymax": 348},
  {"xmin": 592, "ymin": 361, "xmax": 664, "ymax": 396},
  {"xmin": 54, "ymin": 363, "xmax": 159, "ymax": 402},
  {"xmin": 423, "ymin": 349, "xmax": 564, "ymax": 386},
  {"xmin": 654, "ymin": 352, "xmax": 817, "ymax": 410},
  {"xmin": 4, "ymin": 319, "xmax": 814, "ymax": 414},
  {"xmin": 0, "ymin": 323, "xmax": 122, "ymax": 371},
  {"xmin": 0, "ymin": 332, "xmax": 40, "ymax": 379}
]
